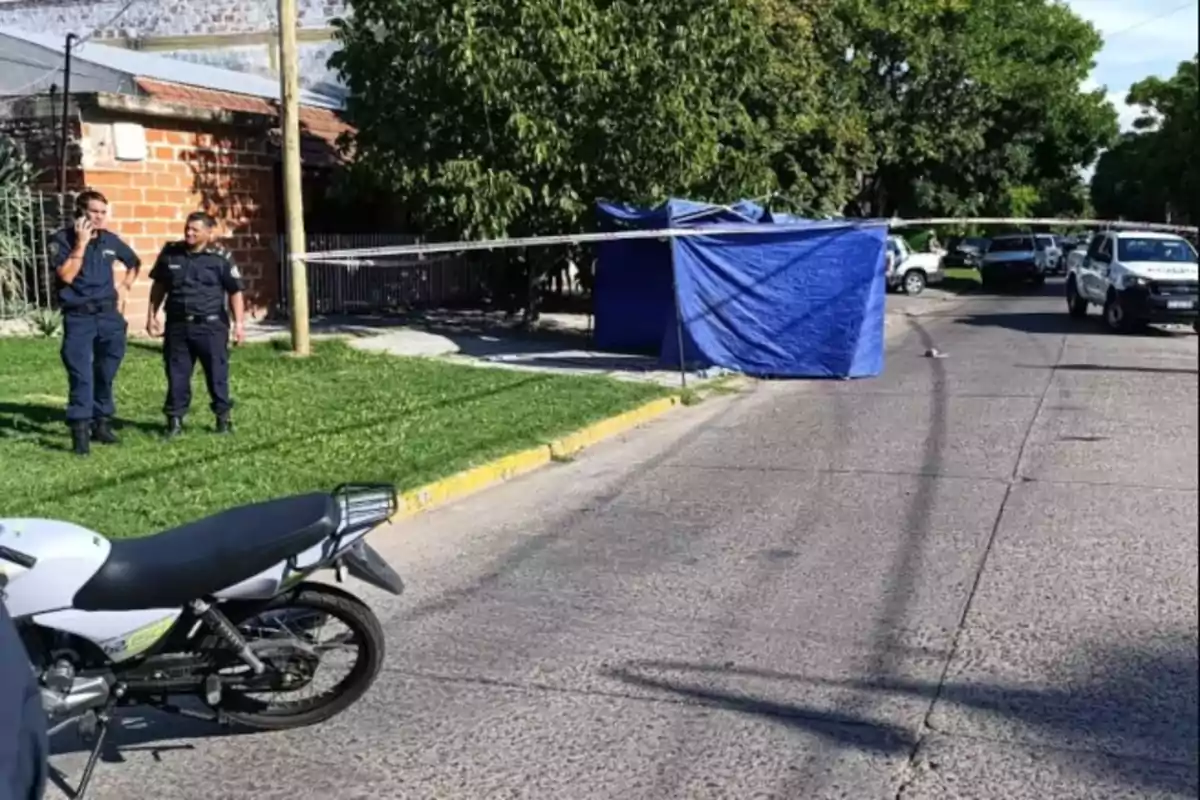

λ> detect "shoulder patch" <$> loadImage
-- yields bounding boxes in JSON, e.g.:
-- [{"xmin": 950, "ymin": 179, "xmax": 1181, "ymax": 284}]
[
  {"xmin": 229, "ymin": 264, "xmax": 242, "ymax": 279},
  {"xmin": 48, "ymin": 239, "xmax": 59, "ymax": 257}
]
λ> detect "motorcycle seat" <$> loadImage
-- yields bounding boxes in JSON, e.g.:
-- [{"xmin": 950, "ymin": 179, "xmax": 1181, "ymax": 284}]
[{"xmin": 73, "ymin": 493, "xmax": 342, "ymax": 612}]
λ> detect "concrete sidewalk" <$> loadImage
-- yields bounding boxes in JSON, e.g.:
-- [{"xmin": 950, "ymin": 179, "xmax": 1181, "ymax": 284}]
[{"xmin": 244, "ymin": 289, "xmax": 975, "ymax": 387}]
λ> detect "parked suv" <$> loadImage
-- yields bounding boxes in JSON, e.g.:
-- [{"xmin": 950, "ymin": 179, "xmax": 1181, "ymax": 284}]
[
  {"xmin": 1065, "ymin": 230, "xmax": 1199, "ymax": 332},
  {"xmin": 979, "ymin": 234, "xmax": 1048, "ymax": 289},
  {"xmin": 885, "ymin": 235, "xmax": 945, "ymax": 295}
]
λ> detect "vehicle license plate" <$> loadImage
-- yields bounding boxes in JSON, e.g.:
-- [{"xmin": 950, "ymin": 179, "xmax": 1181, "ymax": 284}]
[{"xmin": 1167, "ymin": 300, "xmax": 1194, "ymax": 309}]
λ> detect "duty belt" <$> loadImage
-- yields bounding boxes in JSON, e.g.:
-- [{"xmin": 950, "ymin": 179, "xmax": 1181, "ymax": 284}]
[
  {"xmin": 63, "ymin": 300, "xmax": 117, "ymax": 315},
  {"xmin": 169, "ymin": 314, "xmax": 225, "ymax": 324}
]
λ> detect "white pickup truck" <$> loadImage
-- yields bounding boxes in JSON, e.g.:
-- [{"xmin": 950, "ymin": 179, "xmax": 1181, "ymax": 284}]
[
  {"xmin": 885, "ymin": 236, "xmax": 945, "ymax": 296},
  {"xmin": 1065, "ymin": 230, "xmax": 1199, "ymax": 332}
]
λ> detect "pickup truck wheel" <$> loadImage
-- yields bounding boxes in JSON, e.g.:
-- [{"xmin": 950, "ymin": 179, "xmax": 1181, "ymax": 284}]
[
  {"xmin": 1066, "ymin": 279, "xmax": 1088, "ymax": 318},
  {"xmin": 1103, "ymin": 294, "xmax": 1132, "ymax": 333},
  {"xmin": 903, "ymin": 270, "xmax": 926, "ymax": 295}
]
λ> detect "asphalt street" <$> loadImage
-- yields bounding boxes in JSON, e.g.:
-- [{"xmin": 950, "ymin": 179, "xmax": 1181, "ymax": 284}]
[{"xmin": 49, "ymin": 280, "xmax": 1199, "ymax": 799}]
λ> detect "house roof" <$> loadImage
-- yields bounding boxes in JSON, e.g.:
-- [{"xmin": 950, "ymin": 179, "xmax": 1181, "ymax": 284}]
[
  {"xmin": 135, "ymin": 78, "xmax": 352, "ymax": 163},
  {"xmin": 0, "ymin": 26, "xmax": 343, "ymax": 110}
]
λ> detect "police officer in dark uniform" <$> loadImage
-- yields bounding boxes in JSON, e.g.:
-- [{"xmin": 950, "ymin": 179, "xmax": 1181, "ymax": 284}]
[
  {"xmin": 48, "ymin": 190, "xmax": 142, "ymax": 456},
  {"xmin": 145, "ymin": 211, "xmax": 246, "ymax": 437},
  {"xmin": 0, "ymin": 598, "xmax": 48, "ymax": 800}
]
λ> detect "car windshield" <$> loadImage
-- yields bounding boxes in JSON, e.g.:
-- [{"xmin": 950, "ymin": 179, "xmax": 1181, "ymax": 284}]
[
  {"xmin": 1036, "ymin": 235, "xmax": 1055, "ymax": 249},
  {"xmin": 988, "ymin": 237, "xmax": 1035, "ymax": 253},
  {"xmin": 1116, "ymin": 237, "xmax": 1198, "ymax": 263}
]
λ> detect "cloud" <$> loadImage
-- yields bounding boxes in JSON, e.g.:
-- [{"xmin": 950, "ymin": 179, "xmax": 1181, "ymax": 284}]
[{"xmin": 1068, "ymin": 0, "xmax": 1198, "ymax": 131}]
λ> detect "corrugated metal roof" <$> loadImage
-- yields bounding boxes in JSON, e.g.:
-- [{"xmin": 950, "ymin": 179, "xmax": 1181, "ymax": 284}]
[{"xmin": 0, "ymin": 26, "xmax": 343, "ymax": 110}]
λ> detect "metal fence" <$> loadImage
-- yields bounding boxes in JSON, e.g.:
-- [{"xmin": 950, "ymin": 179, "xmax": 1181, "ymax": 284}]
[
  {"xmin": 278, "ymin": 232, "xmax": 490, "ymax": 316},
  {"xmin": 0, "ymin": 188, "xmax": 56, "ymax": 320}
]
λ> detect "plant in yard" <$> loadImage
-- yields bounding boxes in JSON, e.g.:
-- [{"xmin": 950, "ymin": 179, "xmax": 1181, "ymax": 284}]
[
  {"xmin": 0, "ymin": 135, "xmax": 42, "ymax": 317},
  {"xmin": 29, "ymin": 307, "xmax": 62, "ymax": 337}
]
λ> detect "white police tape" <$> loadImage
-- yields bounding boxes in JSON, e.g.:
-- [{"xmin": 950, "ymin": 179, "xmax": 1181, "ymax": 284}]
[{"xmin": 295, "ymin": 216, "xmax": 1199, "ymax": 266}]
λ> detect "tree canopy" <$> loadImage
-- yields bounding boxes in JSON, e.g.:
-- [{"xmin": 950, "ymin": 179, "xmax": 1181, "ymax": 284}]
[
  {"xmin": 1091, "ymin": 55, "xmax": 1199, "ymax": 226},
  {"xmin": 329, "ymin": 0, "xmax": 1119, "ymax": 241}
]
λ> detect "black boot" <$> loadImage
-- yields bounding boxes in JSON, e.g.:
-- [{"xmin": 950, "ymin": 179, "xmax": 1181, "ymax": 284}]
[
  {"xmin": 165, "ymin": 416, "xmax": 184, "ymax": 439},
  {"xmin": 215, "ymin": 413, "xmax": 232, "ymax": 434},
  {"xmin": 69, "ymin": 421, "xmax": 91, "ymax": 456},
  {"xmin": 92, "ymin": 417, "xmax": 118, "ymax": 445}
]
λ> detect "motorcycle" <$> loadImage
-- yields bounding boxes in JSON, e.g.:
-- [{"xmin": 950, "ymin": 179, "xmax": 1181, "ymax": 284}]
[{"xmin": 0, "ymin": 483, "xmax": 404, "ymax": 799}]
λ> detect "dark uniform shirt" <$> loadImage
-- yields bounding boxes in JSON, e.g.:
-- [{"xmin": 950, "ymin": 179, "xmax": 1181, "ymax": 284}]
[
  {"xmin": 149, "ymin": 242, "xmax": 244, "ymax": 320},
  {"xmin": 48, "ymin": 228, "xmax": 141, "ymax": 309}
]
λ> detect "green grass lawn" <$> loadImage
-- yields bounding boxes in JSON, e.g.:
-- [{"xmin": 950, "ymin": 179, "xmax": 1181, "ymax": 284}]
[
  {"xmin": 0, "ymin": 336, "xmax": 668, "ymax": 538},
  {"xmin": 940, "ymin": 266, "xmax": 982, "ymax": 294}
]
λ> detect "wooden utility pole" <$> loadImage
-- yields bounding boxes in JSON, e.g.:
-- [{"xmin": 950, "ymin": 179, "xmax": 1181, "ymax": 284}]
[{"xmin": 277, "ymin": 0, "xmax": 310, "ymax": 355}]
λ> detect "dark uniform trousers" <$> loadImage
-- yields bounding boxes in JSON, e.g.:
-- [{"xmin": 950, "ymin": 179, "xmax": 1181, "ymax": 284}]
[
  {"xmin": 59, "ymin": 301, "xmax": 128, "ymax": 423},
  {"xmin": 1, "ymin": 602, "xmax": 48, "ymax": 800},
  {"xmin": 163, "ymin": 313, "xmax": 233, "ymax": 417}
]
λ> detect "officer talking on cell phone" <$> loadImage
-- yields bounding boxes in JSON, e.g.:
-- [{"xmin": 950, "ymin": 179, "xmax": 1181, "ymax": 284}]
[
  {"xmin": 48, "ymin": 190, "xmax": 142, "ymax": 456},
  {"xmin": 145, "ymin": 211, "xmax": 246, "ymax": 437}
]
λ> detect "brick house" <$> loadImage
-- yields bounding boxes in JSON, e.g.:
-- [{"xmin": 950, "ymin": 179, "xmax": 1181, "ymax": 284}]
[{"xmin": 0, "ymin": 28, "xmax": 351, "ymax": 325}]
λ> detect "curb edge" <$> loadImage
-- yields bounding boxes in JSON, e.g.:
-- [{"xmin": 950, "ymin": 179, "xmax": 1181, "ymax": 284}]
[{"xmin": 393, "ymin": 394, "xmax": 681, "ymax": 520}]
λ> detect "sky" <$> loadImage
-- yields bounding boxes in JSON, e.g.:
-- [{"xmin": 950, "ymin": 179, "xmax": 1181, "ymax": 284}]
[{"xmin": 1066, "ymin": 0, "xmax": 1199, "ymax": 131}]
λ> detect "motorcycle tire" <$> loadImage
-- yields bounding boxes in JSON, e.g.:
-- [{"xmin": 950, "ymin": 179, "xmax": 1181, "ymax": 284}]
[{"xmin": 215, "ymin": 583, "xmax": 386, "ymax": 731}]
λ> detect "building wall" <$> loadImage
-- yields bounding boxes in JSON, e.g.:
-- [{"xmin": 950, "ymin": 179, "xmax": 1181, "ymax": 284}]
[
  {"xmin": 76, "ymin": 112, "xmax": 280, "ymax": 326},
  {"xmin": 0, "ymin": 0, "xmax": 347, "ymax": 92},
  {"xmin": 0, "ymin": 97, "xmax": 82, "ymax": 192}
]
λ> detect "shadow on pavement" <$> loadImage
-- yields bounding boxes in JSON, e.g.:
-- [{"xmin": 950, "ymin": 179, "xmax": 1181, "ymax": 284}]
[
  {"xmin": 1017, "ymin": 363, "xmax": 1199, "ymax": 375},
  {"xmin": 47, "ymin": 703, "xmax": 259, "ymax": 797},
  {"xmin": 600, "ymin": 665, "xmax": 915, "ymax": 755},
  {"xmin": 605, "ymin": 632, "xmax": 1198, "ymax": 797},
  {"xmin": 953, "ymin": 311, "xmax": 1187, "ymax": 336}
]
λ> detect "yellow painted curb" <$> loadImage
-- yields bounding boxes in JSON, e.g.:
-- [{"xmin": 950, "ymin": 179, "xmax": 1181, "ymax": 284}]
[{"xmin": 393, "ymin": 394, "xmax": 681, "ymax": 519}]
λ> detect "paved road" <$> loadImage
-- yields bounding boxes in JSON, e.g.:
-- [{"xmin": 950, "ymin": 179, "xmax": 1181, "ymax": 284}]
[{"xmin": 50, "ymin": 280, "xmax": 1198, "ymax": 799}]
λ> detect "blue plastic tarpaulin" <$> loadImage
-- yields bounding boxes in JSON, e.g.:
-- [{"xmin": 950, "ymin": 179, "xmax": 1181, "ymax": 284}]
[{"xmin": 593, "ymin": 199, "xmax": 887, "ymax": 379}]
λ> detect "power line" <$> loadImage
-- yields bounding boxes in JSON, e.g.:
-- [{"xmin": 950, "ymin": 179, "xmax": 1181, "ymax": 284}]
[
  {"xmin": 2, "ymin": 0, "xmax": 144, "ymax": 96},
  {"xmin": 1101, "ymin": 0, "xmax": 1198, "ymax": 41}
]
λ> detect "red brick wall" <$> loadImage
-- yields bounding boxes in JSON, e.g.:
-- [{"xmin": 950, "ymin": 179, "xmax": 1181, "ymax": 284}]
[{"xmin": 78, "ymin": 116, "xmax": 280, "ymax": 329}]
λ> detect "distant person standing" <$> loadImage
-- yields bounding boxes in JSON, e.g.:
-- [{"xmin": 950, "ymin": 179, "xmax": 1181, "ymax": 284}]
[
  {"xmin": 48, "ymin": 190, "xmax": 142, "ymax": 456},
  {"xmin": 145, "ymin": 212, "xmax": 246, "ymax": 437}
]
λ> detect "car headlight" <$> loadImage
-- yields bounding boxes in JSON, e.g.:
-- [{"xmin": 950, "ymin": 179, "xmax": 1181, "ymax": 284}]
[{"xmin": 1124, "ymin": 275, "xmax": 1150, "ymax": 289}]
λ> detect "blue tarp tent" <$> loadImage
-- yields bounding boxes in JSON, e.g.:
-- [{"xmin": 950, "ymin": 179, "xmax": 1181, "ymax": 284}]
[{"xmin": 593, "ymin": 199, "xmax": 887, "ymax": 379}]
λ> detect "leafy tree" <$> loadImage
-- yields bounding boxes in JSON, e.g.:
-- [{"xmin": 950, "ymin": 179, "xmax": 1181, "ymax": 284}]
[
  {"xmin": 330, "ymin": 0, "xmax": 866, "ymax": 318},
  {"xmin": 1091, "ymin": 55, "xmax": 1198, "ymax": 225},
  {"xmin": 329, "ymin": 0, "xmax": 1122, "ymax": 277},
  {"xmin": 835, "ymin": 0, "xmax": 1117, "ymax": 218},
  {"xmin": 330, "ymin": 0, "xmax": 802, "ymax": 242}
]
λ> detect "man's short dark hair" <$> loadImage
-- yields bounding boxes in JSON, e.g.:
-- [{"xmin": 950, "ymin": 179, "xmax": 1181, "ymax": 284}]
[
  {"xmin": 74, "ymin": 189, "xmax": 107, "ymax": 215},
  {"xmin": 185, "ymin": 211, "xmax": 216, "ymax": 229}
]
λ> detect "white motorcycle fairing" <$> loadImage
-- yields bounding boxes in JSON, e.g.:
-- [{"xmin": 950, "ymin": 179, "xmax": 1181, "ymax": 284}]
[
  {"xmin": 1, "ymin": 484, "xmax": 403, "ymax": 800},
  {"xmin": 1, "ymin": 486, "xmax": 402, "ymax": 665}
]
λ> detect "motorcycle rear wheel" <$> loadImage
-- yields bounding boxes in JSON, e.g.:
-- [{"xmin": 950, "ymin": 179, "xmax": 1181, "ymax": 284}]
[{"xmin": 214, "ymin": 583, "xmax": 385, "ymax": 731}]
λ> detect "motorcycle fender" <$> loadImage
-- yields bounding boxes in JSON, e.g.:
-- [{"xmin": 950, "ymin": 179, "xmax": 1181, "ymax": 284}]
[{"xmin": 342, "ymin": 541, "xmax": 405, "ymax": 596}]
